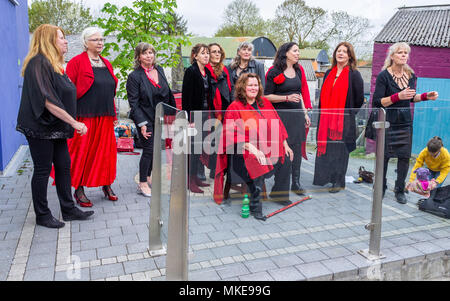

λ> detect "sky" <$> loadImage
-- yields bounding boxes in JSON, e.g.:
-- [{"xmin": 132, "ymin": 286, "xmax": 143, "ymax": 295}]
[{"xmin": 82, "ymin": 0, "xmax": 450, "ymax": 38}]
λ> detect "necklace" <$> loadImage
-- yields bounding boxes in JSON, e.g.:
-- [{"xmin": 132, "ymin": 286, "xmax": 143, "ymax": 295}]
[{"xmin": 89, "ymin": 56, "xmax": 105, "ymax": 68}]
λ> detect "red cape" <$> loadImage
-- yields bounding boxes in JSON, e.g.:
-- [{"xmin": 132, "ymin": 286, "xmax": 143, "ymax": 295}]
[{"xmin": 213, "ymin": 98, "xmax": 288, "ymax": 204}]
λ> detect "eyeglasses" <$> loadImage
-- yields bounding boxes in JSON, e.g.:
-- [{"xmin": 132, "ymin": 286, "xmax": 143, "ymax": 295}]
[{"xmin": 88, "ymin": 38, "xmax": 106, "ymax": 43}]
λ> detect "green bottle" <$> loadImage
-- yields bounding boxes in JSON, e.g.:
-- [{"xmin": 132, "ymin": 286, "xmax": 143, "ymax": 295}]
[{"xmin": 242, "ymin": 194, "xmax": 250, "ymax": 218}]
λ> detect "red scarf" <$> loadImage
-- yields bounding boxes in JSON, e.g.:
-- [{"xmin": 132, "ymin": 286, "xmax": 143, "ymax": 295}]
[
  {"xmin": 317, "ymin": 66, "xmax": 350, "ymax": 156},
  {"xmin": 205, "ymin": 63, "xmax": 231, "ymax": 120},
  {"xmin": 142, "ymin": 65, "xmax": 161, "ymax": 88}
]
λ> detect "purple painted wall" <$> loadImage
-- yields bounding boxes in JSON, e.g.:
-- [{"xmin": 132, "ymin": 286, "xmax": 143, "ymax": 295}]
[{"xmin": 366, "ymin": 43, "xmax": 450, "ymax": 153}]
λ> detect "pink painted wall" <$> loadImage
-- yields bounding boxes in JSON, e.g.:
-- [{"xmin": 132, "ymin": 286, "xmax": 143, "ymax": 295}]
[{"xmin": 366, "ymin": 43, "xmax": 450, "ymax": 153}]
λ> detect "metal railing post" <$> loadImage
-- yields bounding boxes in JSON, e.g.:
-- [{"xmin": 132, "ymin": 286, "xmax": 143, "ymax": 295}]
[
  {"xmin": 148, "ymin": 103, "xmax": 166, "ymax": 257},
  {"xmin": 359, "ymin": 108, "xmax": 389, "ymax": 261},
  {"xmin": 166, "ymin": 110, "xmax": 189, "ymax": 281}
]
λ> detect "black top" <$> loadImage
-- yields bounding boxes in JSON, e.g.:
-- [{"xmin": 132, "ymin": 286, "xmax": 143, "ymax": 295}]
[
  {"xmin": 228, "ymin": 59, "xmax": 266, "ymax": 98},
  {"xmin": 211, "ymin": 68, "xmax": 232, "ymax": 110},
  {"xmin": 265, "ymin": 71, "xmax": 303, "ymax": 110},
  {"xmin": 181, "ymin": 62, "xmax": 214, "ymax": 116},
  {"xmin": 77, "ymin": 67, "xmax": 116, "ymax": 118},
  {"xmin": 201, "ymin": 73, "xmax": 209, "ymax": 110},
  {"xmin": 372, "ymin": 69, "xmax": 417, "ymax": 126},
  {"xmin": 16, "ymin": 54, "xmax": 77, "ymax": 139},
  {"xmin": 126, "ymin": 65, "xmax": 176, "ymax": 129}
]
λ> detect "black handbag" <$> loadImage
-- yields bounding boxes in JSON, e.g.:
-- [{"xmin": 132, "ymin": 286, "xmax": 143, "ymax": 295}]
[{"xmin": 359, "ymin": 166, "xmax": 374, "ymax": 183}]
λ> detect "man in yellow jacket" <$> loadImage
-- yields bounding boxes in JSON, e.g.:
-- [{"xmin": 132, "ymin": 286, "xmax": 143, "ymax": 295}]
[{"xmin": 408, "ymin": 137, "xmax": 450, "ymax": 188}]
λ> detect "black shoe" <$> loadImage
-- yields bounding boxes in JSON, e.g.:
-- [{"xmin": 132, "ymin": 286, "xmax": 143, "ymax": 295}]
[
  {"xmin": 329, "ymin": 183, "xmax": 344, "ymax": 193},
  {"xmin": 62, "ymin": 207, "xmax": 94, "ymax": 221},
  {"xmin": 394, "ymin": 191, "xmax": 407, "ymax": 204},
  {"xmin": 250, "ymin": 202, "xmax": 266, "ymax": 221},
  {"xmin": 291, "ymin": 182, "xmax": 306, "ymax": 196},
  {"xmin": 268, "ymin": 191, "xmax": 292, "ymax": 206},
  {"xmin": 36, "ymin": 216, "xmax": 65, "ymax": 229}
]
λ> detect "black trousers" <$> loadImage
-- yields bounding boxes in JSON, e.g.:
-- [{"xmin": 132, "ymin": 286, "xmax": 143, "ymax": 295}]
[
  {"xmin": 137, "ymin": 125, "xmax": 154, "ymax": 183},
  {"xmin": 26, "ymin": 137, "xmax": 75, "ymax": 221},
  {"xmin": 232, "ymin": 154, "xmax": 291, "ymax": 197},
  {"xmin": 383, "ymin": 156, "xmax": 409, "ymax": 192}
]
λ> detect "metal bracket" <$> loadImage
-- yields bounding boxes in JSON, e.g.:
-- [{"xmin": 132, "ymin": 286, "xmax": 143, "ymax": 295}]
[
  {"xmin": 365, "ymin": 223, "xmax": 375, "ymax": 231},
  {"xmin": 149, "ymin": 245, "xmax": 167, "ymax": 257},
  {"xmin": 358, "ymin": 249, "xmax": 386, "ymax": 261},
  {"xmin": 372, "ymin": 121, "xmax": 390, "ymax": 129}
]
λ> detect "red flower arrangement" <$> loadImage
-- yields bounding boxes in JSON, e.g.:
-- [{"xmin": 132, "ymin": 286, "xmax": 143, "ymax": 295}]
[{"xmin": 273, "ymin": 73, "xmax": 286, "ymax": 84}]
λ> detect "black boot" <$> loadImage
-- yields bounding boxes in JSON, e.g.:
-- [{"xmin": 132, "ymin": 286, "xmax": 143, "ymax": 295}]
[
  {"xmin": 394, "ymin": 186, "xmax": 407, "ymax": 204},
  {"xmin": 291, "ymin": 148, "xmax": 305, "ymax": 196},
  {"xmin": 248, "ymin": 180, "xmax": 266, "ymax": 221},
  {"xmin": 197, "ymin": 163, "xmax": 206, "ymax": 182},
  {"xmin": 62, "ymin": 207, "xmax": 94, "ymax": 221}
]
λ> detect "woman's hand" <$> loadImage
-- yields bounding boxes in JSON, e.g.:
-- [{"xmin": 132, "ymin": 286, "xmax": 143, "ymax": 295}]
[
  {"xmin": 398, "ymin": 87, "xmax": 416, "ymax": 100},
  {"xmin": 284, "ymin": 140, "xmax": 294, "ymax": 162},
  {"xmin": 426, "ymin": 91, "xmax": 439, "ymax": 101},
  {"xmin": 246, "ymin": 143, "xmax": 267, "ymax": 165},
  {"xmin": 72, "ymin": 121, "xmax": 87, "ymax": 136},
  {"xmin": 287, "ymin": 94, "xmax": 302, "ymax": 103},
  {"xmin": 141, "ymin": 125, "xmax": 152, "ymax": 140},
  {"xmin": 305, "ymin": 113, "xmax": 311, "ymax": 128}
]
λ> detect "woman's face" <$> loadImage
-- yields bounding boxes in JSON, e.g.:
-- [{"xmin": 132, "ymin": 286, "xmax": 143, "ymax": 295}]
[
  {"xmin": 245, "ymin": 77, "xmax": 260, "ymax": 101},
  {"xmin": 209, "ymin": 45, "xmax": 222, "ymax": 65},
  {"xmin": 55, "ymin": 29, "xmax": 68, "ymax": 55},
  {"xmin": 286, "ymin": 44, "xmax": 300, "ymax": 64},
  {"xmin": 86, "ymin": 32, "xmax": 104, "ymax": 54},
  {"xmin": 391, "ymin": 47, "xmax": 409, "ymax": 66},
  {"xmin": 238, "ymin": 46, "xmax": 252, "ymax": 61},
  {"xmin": 139, "ymin": 48, "xmax": 155, "ymax": 67},
  {"xmin": 195, "ymin": 47, "xmax": 210, "ymax": 66},
  {"xmin": 335, "ymin": 45, "xmax": 349, "ymax": 66}
]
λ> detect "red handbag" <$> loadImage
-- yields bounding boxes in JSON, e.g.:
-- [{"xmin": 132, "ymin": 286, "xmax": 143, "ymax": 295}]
[{"xmin": 117, "ymin": 137, "xmax": 134, "ymax": 152}]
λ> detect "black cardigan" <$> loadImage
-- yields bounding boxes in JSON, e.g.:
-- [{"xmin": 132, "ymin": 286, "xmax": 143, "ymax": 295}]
[
  {"xmin": 126, "ymin": 65, "xmax": 175, "ymax": 128},
  {"xmin": 317, "ymin": 68, "xmax": 365, "ymax": 152},
  {"xmin": 181, "ymin": 62, "xmax": 214, "ymax": 116}
]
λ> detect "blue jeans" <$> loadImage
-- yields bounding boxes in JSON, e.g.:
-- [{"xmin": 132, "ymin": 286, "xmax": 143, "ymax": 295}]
[{"xmin": 428, "ymin": 170, "xmax": 446, "ymax": 188}]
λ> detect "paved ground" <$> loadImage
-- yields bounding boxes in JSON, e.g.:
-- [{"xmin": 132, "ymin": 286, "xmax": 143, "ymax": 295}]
[{"xmin": 0, "ymin": 146, "xmax": 449, "ymax": 281}]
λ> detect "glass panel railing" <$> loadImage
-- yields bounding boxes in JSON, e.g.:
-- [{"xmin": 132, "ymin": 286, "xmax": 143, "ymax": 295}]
[{"xmin": 182, "ymin": 104, "xmax": 450, "ymax": 274}]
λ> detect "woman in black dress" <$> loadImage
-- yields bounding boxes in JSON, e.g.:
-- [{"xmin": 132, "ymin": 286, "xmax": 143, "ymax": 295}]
[
  {"xmin": 182, "ymin": 43, "xmax": 214, "ymax": 193},
  {"xmin": 313, "ymin": 42, "xmax": 364, "ymax": 193},
  {"xmin": 265, "ymin": 42, "xmax": 312, "ymax": 201},
  {"xmin": 372, "ymin": 42, "xmax": 438, "ymax": 204},
  {"xmin": 16, "ymin": 24, "xmax": 94, "ymax": 228},
  {"xmin": 126, "ymin": 42, "xmax": 176, "ymax": 197}
]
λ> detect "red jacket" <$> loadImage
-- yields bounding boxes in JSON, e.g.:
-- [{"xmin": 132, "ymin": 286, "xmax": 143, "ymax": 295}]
[{"xmin": 66, "ymin": 51, "xmax": 118, "ymax": 100}]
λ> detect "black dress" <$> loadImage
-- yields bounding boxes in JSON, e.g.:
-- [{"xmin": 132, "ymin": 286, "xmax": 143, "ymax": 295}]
[
  {"xmin": 313, "ymin": 69, "xmax": 365, "ymax": 188},
  {"xmin": 264, "ymin": 69, "xmax": 306, "ymax": 144},
  {"xmin": 16, "ymin": 54, "xmax": 77, "ymax": 139},
  {"xmin": 372, "ymin": 69, "xmax": 417, "ymax": 159}
]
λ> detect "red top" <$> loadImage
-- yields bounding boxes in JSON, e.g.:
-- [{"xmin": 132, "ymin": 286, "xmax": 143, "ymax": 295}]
[{"xmin": 66, "ymin": 51, "xmax": 118, "ymax": 100}]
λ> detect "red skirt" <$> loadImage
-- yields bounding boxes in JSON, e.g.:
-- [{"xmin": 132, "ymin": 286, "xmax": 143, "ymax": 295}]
[{"xmin": 67, "ymin": 116, "xmax": 117, "ymax": 188}]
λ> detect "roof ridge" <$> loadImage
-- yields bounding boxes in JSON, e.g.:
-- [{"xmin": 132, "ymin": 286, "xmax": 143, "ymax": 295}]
[{"xmin": 398, "ymin": 4, "xmax": 450, "ymax": 11}]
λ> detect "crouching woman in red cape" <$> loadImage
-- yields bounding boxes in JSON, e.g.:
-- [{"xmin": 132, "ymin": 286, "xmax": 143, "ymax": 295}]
[{"xmin": 214, "ymin": 73, "xmax": 294, "ymax": 220}]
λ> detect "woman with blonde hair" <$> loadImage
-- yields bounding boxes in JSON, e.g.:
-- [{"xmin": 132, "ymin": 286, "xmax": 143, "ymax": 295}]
[
  {"xmin": 16, "ymin": 24, "xmax": 94, "ymax": 228},
  {"xmin": 372, "ymin": 42, "xmax": 438, "ymax": 204},
  {"xmin": 62, "ymin": 26, "xmax": 119, "ymax": 207}
]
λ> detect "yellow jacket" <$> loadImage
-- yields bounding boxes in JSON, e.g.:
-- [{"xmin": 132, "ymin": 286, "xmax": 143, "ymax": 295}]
[{"xmin": 409, "ymin": 147, "xmax": 450, "ymax": 184}]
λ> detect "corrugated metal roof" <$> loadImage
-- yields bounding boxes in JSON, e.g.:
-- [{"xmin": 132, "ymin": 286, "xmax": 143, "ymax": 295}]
[
  {"xmin": 374, "ymin": 5, "xmax": 450, "ymax": 48},
  {"xmin": 299, "ymin": 59, "xmax": 317, "ymax": 81}
]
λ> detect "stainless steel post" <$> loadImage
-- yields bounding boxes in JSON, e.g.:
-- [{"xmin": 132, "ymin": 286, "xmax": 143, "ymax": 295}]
[
  {"xmin": 148, "ymin": 103, "xmax": 166, "ymax": 257},
  {"xmin": 166, "ymin": 110, "xmax": 189, "ymax": 281},
  {"xmin": 359, "ymin": 108, "xmax": 389, "ymax": 261}
]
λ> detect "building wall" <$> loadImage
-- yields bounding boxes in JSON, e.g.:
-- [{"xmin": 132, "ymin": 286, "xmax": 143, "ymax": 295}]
[{"xmin": 0, "ymin": 0, "xmax": 28, "ymax": 173}]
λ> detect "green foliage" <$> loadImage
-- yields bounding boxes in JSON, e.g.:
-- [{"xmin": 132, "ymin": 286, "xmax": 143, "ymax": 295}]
[
  {"xmin": 28, "ymin": 0, "xmax": 93, "ymax": 34},
  {"xmin": 94, "ymin": 0, "xmax": 190, "ymax": 99}
]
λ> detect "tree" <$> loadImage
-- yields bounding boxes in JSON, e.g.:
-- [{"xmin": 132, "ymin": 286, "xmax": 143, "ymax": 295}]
[
  {"xmin": 215, "ymin": 0, "xmax": 266, "ymax": 36},
  {"xmin": 94, "ymin": 0, "xmax": 190, "ymax": 98},
  {"xmin": 28, "ymin": 0, "xmax": 93, "ymax": 34},
  {"xmin": 271, "ymin": 0, "xmax": 326, "ymax": 48}
]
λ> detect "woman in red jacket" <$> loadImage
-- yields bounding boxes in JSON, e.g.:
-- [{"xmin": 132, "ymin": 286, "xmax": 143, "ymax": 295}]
[{"xmin": 64, "ymin": 27, "xmax": 119, "ymax": 207}]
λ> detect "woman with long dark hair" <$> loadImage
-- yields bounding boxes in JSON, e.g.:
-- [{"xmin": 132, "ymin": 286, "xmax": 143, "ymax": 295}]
[
  {"xmin": 64, "ymin": 27, "xmax": 119, "ymax": 206},
  {"xmin": 265, "ymin": 42, "xmax": 312, "ymax": 201},
  {"xmin": 126, "ymin": 42, "xmax": 176, "ymax": 197},
  {"xmin": 16, "ymin": 24, "xmax": 93, "ymax": 228},
  {"xmin": 372, "ymin": 42, "xmax": 438, "ymax": 203},
  {"xmin": 313, "ymin": 42, "xmax": 364, "ymax": 193},
  {"xmin": 182, "ymin": 44, "xmax": 214, "ymax": 193}
]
